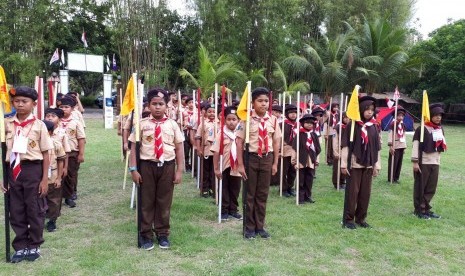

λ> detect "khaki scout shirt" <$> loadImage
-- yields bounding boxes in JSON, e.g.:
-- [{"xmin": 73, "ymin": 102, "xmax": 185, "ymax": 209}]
[
  {"xmin": 182, "ymin": 109, "xmax": 195, "ymax": 130},
  {"xmin": 53, "ymin": 127, "xmax": 71, "ymax": 153},
  {"xmin": 236, "ymin": 111, "xmax": 282, "ymax": 154},
  {"xmin": 196, "ymin": 119, "xmax": 218, "ymax": 156},
  {"xmin": 411, "ymin": 125, "xmax": 441, "ymax": 165},
  {"xmin": 48, "ymin": 137, "xmax": 66, "ymax": 184},
  {"xmin": 61, "ymin": 118, "xmax": 86, "ymax": 152},
  {"xmin": 72, "ymin": 109, "xmax": 86, "ymax": 128},
  {"xmin": 128, "ymin": 115, "xmax": 184, "ymax": 162},
  {"xmin": 166, "ymin": 101, "xmax": 179, "ymax": 121},
  {"xmin": 123, "ymin": 113, "xmax": 133, "ymax": 131},
  {"xmin": 5, "ymin": 114, "xmax": 53, "ymax": 162},
  {"xmin": 387, "ymin": 122, "xmax": 407, "ymax": 150},
  {"xmin": 210, "ymin": 128, "xmax": 241, "ymax": 177}
]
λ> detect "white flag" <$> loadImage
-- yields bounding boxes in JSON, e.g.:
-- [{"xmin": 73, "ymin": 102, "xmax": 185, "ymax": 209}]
[
  {"xmin": 49, "ymin": 48, "xmax": 60, "ymax": 65},
  {"xmin": 106, "ymin": 55, "xmax": 110, "ymax": 72},
  {"xmin": 61, "ymin": 49, "xmax": 65, "ymax": 66},
  {"xmin": 81, "ymin": 31, "xmax": 88, "ymax": 48},
  {"xmin": 394, "ymin": 86, "xmax": 400, "ymax": 101}
]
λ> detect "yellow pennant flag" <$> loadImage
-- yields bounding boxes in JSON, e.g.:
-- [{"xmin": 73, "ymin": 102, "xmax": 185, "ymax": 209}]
[
  {"xmin": 237, "ymin": 84, "xmax": 249, "ymax": 120},
  {"xmin": 346, "ymin": 85, "xmax": 361, "ymax": 121},
  {"xmin": 422, "ymin": 90, "xmax": 430, "ymax": 123},
  {"xmin": 120, "ymin": 76, "xmax": 134, "ymax": 116},
  {"xmin": 0, "ymin": 65, "xmax": 12, "ymax": 113}
]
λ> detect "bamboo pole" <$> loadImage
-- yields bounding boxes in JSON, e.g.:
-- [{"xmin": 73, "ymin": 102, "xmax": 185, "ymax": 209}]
[
  {"xmin": 337, "ymin": 93, "xmax": 344, "ymax": 191},
  {"xmin": 279, "ymin": 92, "xmax": 286, "ymax": 197},
  {"xmin": 390, "ymin": 96, "xmax": 399, "ymax": 184},
  {"xmin": 295, "ymin": 91, "xmax": 301, "ymax": 205}
]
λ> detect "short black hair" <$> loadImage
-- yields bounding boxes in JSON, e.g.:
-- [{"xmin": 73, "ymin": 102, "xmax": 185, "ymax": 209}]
[
  {"xmin": 147, "ymin": 88, "xmax": 168, "ymax": 104},
  {"xmin": 252, "ymin": 87, "xmax": 270, "ymax": 101}
]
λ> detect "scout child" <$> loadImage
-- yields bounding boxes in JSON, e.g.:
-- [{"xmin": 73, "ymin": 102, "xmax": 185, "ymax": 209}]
[
  {"xmin": 166, "ymin": 91, "xmax": 179, "ymax": 121},
  {"xmin": 58, "ymin": 96, "xmax": 86, "ymax": 207},
  {"xmin": 236, "ymin": 87, "xmax": 282, "ymax": 239},
  {"xmin": 271, "ymin": 104, "xmax": 283, "ymax": 124},
  {"xmin": 196, "ymin": 103, "xmax": 217, "ymax": 197},
  {"xmin": 340, "ymin": 96, "xmax": 381, "ymax": 229},
  {"xmin": 270, "ymin": 104, "xmax": 283, "ymax": 186},
  {"xmin": 2, "ymin": 86, "xmax": 53, "ymax": 263},
  {"xmin": 387, "ymin": 106, "xmax": 407, "ymax": 183},
  {"xmin": 212, "ymin": 106, "xmax": 242, "ymax": 221},
  {"xmin": 42, "ymin": 120, "xmax": 66, "ymax": 232},
  {"xmin": 182, "ymin": 97, "xmax": 195, "ymax": 171},
  {"xmin": 282, "ymin": 104, "xmax": 298, "ymax": 196},
  {"xmin": 324, "ymin": 102, "xmax": 339, "ymax": 166},
  {"xmin": 412, "ymin": 104, "xmax": 446, "ymax": 219},
  {"xmin": 67, "ymin": 91, "xmax": 86, "ymax": 128},
  {"xmin": 129, "ymin": 88, "xmax": 184, "ymax": 250},
  {"xmin": 332, "ymin": 112, "xmax": 349, "ymax": 189},
  {"xmin": 44, "ymin": 108, "xmax": 71, "ymax": 232},
  {"xmin": 292, "ymin": 114, "xmax": 321, "ymax": 204}
]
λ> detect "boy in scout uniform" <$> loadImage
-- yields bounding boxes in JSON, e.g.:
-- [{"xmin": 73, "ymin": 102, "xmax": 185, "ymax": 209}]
[
  {"xmin": 196, "ymin": 103, "xmax": 217, "ymax": 197},
  {"xmin": 340, "ymin": 96, "xmax": 381, "ymax": 229},
  {"xmin": 412, "ymin": 104, "xmax": 446, "ymax": 219},
  {"xmin": 58, "ymin": 96, "xmax": 86, "ymax": 207},
  {"xmin": 282, "ymin": 104, "xmax": 298, "ymax": 196},
  {"xmin": 387, "ymin": 106, "xmax": 407, "ymax": 183},
  {"xmin": 236, "ymin": 87, "xmax": 282, "ymax": 239},
  {"xmin": 292, "ymin": 114, "xmax": 321, "ymax": 204},
  {"xmin": 129, "ymin": 88, "xmax": 184, "ymax": 250},
  {"xmin": 182, "ymin": 97, "xmax": 195, "ymax": 171},
  {"xmin": 3, "ymin": 86, "xmax": 53, "ymax": 263},
  {"xmin": 42, "ymin": 120, "xmax": 66, "ymax": 232},
  {"xmin": 211, "ymin": 106, "xmax": 242, "ymax": 221}
]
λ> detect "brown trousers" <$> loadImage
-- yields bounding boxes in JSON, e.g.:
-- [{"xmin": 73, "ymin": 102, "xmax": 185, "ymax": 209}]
[
  {"xmin": 326, "ymin": 135, "xmax": 334, "ymax": 164},
  {"xmin": 62, "ymin": 151, "xmax": 80, "ymax": 199},
  {"xmin": 9, "ymin": 161, "xmax": 46, "ymax": 250},
  {"xmin": 282, "ymin": 156, "xmax": 296, "ymax": 192},
  {"xmin": 298, "ymin": 167, "xmax": 315, "ymax": 202},
  {"xmin": 183, "ymin": 130, "xmax": 192, "ymax": 169},
  {"xmin": 221, "ymin": 168, "xmax": 241, "ymax": 214},
  {"xmin": 413, "ymin": 164, "xmax": 439, "ymax": 214},
  {"xmin": 344, "ymin": 168, "xmax": 373, "ymax": 224},
  {"xmin": 46, "ymin": 183, "xmax": 63, "ymax": 220},
  {"xmin": 332, "ymin": 158, "xmax": 346, "ymax": 188},
  {"xmin": 270, "ymin": 158, "xmax": 280, "ymax": 186},
  {"xmin": 140, "ymin": 160, "xmax": 176, "ymax": 238},
  {"xmin": 388, "ymin": 148, "xmax": 404, "ymax": 182},
  {"xmin": 245, "ymin": 153, "xmax": 273, "ymax": 232}
]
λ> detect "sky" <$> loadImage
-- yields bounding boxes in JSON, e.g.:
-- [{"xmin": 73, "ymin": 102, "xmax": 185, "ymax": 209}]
[
  {"xmin": 413, "ymin": 0, "xmax": 465, "ymax": 38},
  {"xmin": 167, "ymin": 0, "xmax": 465, "ymax": 38}
]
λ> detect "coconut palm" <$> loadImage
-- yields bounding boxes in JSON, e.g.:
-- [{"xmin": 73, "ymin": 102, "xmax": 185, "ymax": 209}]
[
  {"xmin": 179, "ymin": 42, "xmax": 246, "ymax": 97},
  {"xmin": 272, "ymin": 62, "xmax": 310, "ymax": 96}
]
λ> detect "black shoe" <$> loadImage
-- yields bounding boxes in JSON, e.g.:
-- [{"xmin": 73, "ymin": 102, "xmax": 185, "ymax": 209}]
[
  {"xmin": 157, "ymin": 236, "xmax": 170, "ymax": 249},
  {"xmin": 202, "ymin": 192, "xmax": 209, "ymax": 198},
  {"xmin": 229, "ymin": 212, "xmax": 243, "ymax": 220},
  {"xmin": 25, "ymin": 248, "xmax": 41, "ymax": 261},
  {"xmin": 64, "ymin": 198, "xmax": 76, "ymax": 208},
  {"xmin": 46, "ymin": 220, "xmax": 57, "ymax": 232},
  {"xmin": 283, "ymin": 192, "xmax": 291, "ymax": 197},
  {"xmin": 288, "ymin": 189, "xmax": 296, "ymax": 196},
  {"xmin": 71, "ymin": 193, "xmax": 77, "ymax": 200},
  {"xmin": 208, "ymin": 189, "xmax": 215, "ymax": 198},
  {"xmin": 244, "ymin": 230, "xmax": 256, "ymax": 239},
  {"xmin": 343, "ymin": 222, "xmax": 357, "ymax": 230},
  {"xmin": 141, "ymin": 238, "xmax": 154, "ymax": 251},
  {"xmin": 426, "ymin": 212, "xmax": 441, "ymax": 219},
  {"xmin": 298, "ymin": 201, "xmax": 306, "ymax": 205},
  {"xmin": 356, "ymin": 222, "xmax": 371, "ymax": 228},
  {"xmin": 305, "ymin": 198, "xmax": 315, "ymax": 203},
  {"xmin": 221, "ymin": 213, "xmax": 229, "ymax": 221},
  {"xmin": 11, "ymin": 249, "xmax": 28, "ymax": 263},
  {"xmin": 414, "ymin": 212, "xmax": 431, "ymax": 220},
  {"xmin": 256, "ymin": 229, "xmax": 270, "ymax": 239}
]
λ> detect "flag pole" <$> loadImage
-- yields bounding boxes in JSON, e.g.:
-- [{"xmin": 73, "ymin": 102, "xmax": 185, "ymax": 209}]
[
  {"xmin": 192, "ymin": 89, "xmax": 196, "ymax": 179},
  {"xmin": 337, "ymin": 93, "xmax": 344, "ymax": 191},
  {"xmin": 1, "ymin": 98, "xmax": 11, "ymax": 262},
  {"xmin": 390, "ymin": 88, "xmax": 399, "ymax": 184},
  {"xmin": 326, "ymin": 97, "xmax": 333, "ymax": 164},
  {"xmin": 242, "ymin": 81, "xmax": 252, "ymax": 237},
  {"xmin": 132, "ymin": 73, "xmax": 143, "ymax": 248},
  {"xmin": 279, "ymin": 92, "xmax": 286, "ymax": 197},
  {"xmin": 218, "ymin": 85, "xmax": 226, "ymax": 223},
  {"xmin": 119, "ymin": 87, "xmax": 124, "ymax": 162},
  {"xmin": 199, "ymin": 88, "xmax": 205, "ymax": 197},
  {"xmin": 214, "ymin": 83, "xmax": 219, "ymax": 206},
  {"xmin": 196, "ymin": 88, "xmax": 201, "ymax": 189},
  {"xmin": 178, "ymin": 90, "xmax": 185, "ymax": 172},
  {"xmin": 295, "ymin": 91, "xmax": 301, "ymax": 206}
]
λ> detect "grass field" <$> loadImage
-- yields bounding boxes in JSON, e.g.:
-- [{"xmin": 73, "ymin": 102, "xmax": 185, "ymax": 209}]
[{"xmin": 1, "ymin": 118, "xmax": 465, "ymax": 275}]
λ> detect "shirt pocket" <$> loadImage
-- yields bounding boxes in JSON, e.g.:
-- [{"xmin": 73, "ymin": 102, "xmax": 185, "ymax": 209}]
[
  {"xmin": 162, "ymin": 128, "xmax": 175, "ymax": 146},
  {"xmin": 27, "ymin": 127, "xmax": 41, "ymax": 150}
]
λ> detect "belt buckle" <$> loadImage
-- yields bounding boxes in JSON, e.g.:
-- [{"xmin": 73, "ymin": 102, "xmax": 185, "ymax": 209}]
[{"xmin": 157, "ymin": 162, "xmax": 164, "ymax": 167}]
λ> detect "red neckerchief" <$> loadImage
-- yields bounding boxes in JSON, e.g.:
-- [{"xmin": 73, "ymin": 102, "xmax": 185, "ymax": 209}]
[
  {"xmin": 11, "ymin": 117, "xmax": 36, "ymax": 181},
  {"xmin": 356, "ymin": 118, "xmax": 377, "ymax": 147},
  {"xmin": 425, "ymin": 122, "xmax": 447, "ymax": 150},
  {"xmin": 396, "ymin": 119, "xmax": 404, "ymax": 139},
  {"xmin": 284, "ymin": 119, "xmax": 297, "ymax": 142},
  {"xmin": 152, "ymin": 117, "xmax": 168, "ymax": 162},
  {"xmin": 331, "ymin": 111, "xmax": 338, "ymax": 128},
  {"xmin": 299, "ymin": 127, "xmax": 315, "ymax": 152},
  {"xmin": 253, "ymin": 113, "xmax": 270, "ymax": 157},
  {"xmin": 61, "ymin": 118, "xmax": 72, "ymax": 129}
]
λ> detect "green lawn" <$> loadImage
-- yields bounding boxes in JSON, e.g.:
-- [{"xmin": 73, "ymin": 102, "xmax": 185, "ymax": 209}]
[{"xmin": 1, "ymin": 119, "xmax": 465, "ymax": 275}]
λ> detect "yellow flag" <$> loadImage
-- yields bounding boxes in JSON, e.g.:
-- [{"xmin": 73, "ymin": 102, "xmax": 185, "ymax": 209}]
[
  {"xmin": 0, "ymin": 65, "xmax": 12, "ymax": 113},
  {"xmin": 346, "ymin": 85, "xmax": 361, "ymax": 121},
  {"xmin": 422, "ymin": 90, "xmax": 430, "ymax": 123},
  {"xmin": 120, "ymin": 76, "xmax": 134, "ymax": 116},
  {"xmin": 237, "ymin": 84, "xmax": 249, "ymax": 120}
]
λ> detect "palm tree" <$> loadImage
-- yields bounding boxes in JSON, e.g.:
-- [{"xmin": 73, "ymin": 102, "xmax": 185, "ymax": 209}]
[
  {"xmin": 282, "ymin": 30, "xmax": 356, "ymax": 98},
  {"xmin": 272, "ymin": 62, "xmax": 310, "ymax": 96},
  {"xmin": 179, "ymin": 42, "xmax": 245, "ymax": 97}
]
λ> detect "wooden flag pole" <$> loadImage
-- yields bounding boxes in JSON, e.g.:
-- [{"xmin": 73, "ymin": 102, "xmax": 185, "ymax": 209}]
[
  {"xmin": 214, "ymin": 83, "xmax": 219, "ymax": 205},
  {"xmin": 337, "ymin": 93, "xmax": 344, "ymax": 191},
  {"xmin": 119, "ymin": 87, "xmax": 124, "ymax": 162},
  {"xmin": 326, "ymin": 97, "xmax": 333, "ymax": 164},
  {"xmin": 197, "ymin": 88, "xmax": 201, "ymax": 189},
  {"xmin": 278, "ymin": 94, "xmax": 281, "ymax": 106},
  {"xmin": 1, "ymin": 99, "xmax": 11, "ymax": 262},
  {"xmin": 218, "ymin": 85, "xmax": 226, "ymax": 223},
  {"xmin": 295, "ymin": 91, "xmax": 301, "ymax": 205},
  {"xmin": 192, "ymin": 89, "xmax": 196, "ymax": 178},
  {"xmin": 123, "ymin": 150, "xmax": 130, "ymax": 190},
  {"xmin": 279, "ymin": 92, "xmax": 286, "ymax": 197},
  {"xmin": 242, "ymin": 81, "xmax": 252, "ymax": 237},
  {"xmin": 390, "ymin": 96, "xmax": 399, "ymax": 184}
]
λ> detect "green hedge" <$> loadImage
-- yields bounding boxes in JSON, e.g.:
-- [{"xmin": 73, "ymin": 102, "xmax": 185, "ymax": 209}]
[{"xmin": 80, "ymin": 96, "xmax": 97, "ymax": 107}]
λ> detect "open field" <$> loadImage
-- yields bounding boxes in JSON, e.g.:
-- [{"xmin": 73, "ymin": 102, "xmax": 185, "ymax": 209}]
[{"xmin": 1, "ymin": 118, "xmax": 465, "ymax": 275}]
